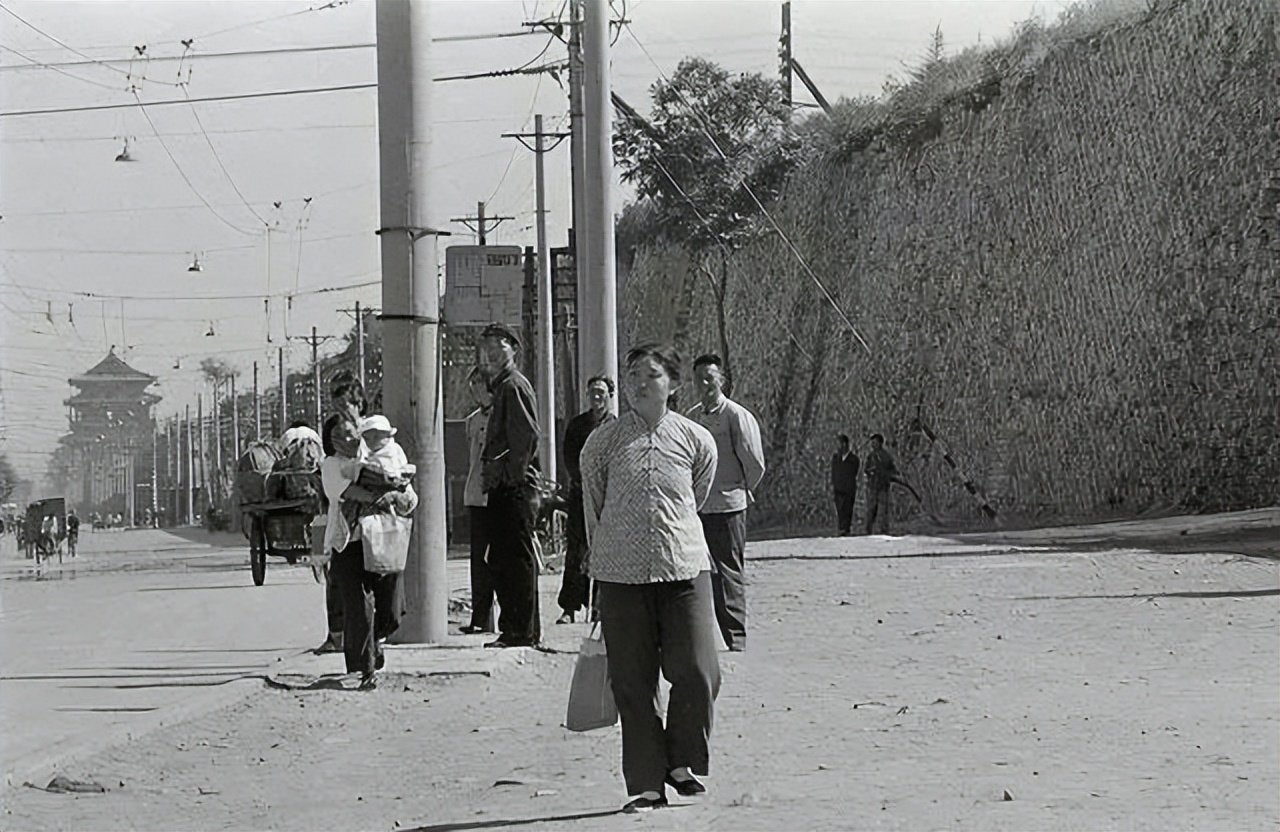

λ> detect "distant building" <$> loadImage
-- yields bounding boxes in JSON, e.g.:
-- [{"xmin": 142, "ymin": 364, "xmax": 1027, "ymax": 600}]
[{"xmin": 60, "ymin": 349, "xmax": 160, "ymax": 524}]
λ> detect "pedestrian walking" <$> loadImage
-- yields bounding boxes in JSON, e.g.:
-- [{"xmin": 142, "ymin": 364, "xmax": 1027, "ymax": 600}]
[
  {"xmin": 863, "ymin": 432, "xmax": 907, "ymax": 535},
  {"xmin": 478, "ymin": 322, "xmax": 542, "ymax": 649},
  {"xmin": 314, "ymin": 373, "xmax": 368, "ymax": 655},
  {"xmin": 66, "ymin": 510, "xmax": 80, "ymax": 556},
  {"xmin": 556, "ymin": 374, "xmax": 616, "ymax": 624},
  {"xmin": 460, "ymin": 367, "xmax": 497, "ymax": 635},
  {"xmin": 830, "ymin": 434, "xmax": 859, "ymax": 536},
  {"xmin": 322, "ymin": 419, "xmax": 414, "ymax": 690},
  {"xmin": 581, "ymin": 343, "xmax": 721, "ymax": 813},
  {"xmin": 687, "ymin": 354, "xmax": 765, "ymax": 653}
]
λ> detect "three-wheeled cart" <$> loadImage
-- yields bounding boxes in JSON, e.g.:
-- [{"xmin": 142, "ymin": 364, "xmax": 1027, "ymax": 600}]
[{"xmin": 238, "ymin": 496, "xmax": 318, "ymax": 586}]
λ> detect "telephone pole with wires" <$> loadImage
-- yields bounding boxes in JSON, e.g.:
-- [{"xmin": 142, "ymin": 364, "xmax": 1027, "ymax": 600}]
[
  {"xmin": 503, "ymin": 114, "xmax": 569, "ymax": 481},
  {"xmin": 338, "ymin": 301, "xmax": 381, "ymax": 390},
  {"xmin": 450, "ymin": 201, "xmax": 514, "ymax": 246},
  {"xmin": 288, "ymin": 326, "xmax": 336, "ymax": 429}
]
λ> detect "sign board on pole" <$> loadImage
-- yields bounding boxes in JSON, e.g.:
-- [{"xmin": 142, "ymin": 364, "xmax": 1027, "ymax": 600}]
[{"xmin": 443, "ymin": 245, "xmax": 524, "ymax": 327}]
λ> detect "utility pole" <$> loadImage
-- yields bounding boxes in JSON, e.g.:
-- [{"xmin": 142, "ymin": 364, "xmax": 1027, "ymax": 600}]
[
  {"xmin": 253, "ymin": 361, "xmax": 261, "ymax": 441},
  {"xmin": 339, "ymin": 302, "xmax": 382, "ymax": 390},
  {"xmin": 197, "ymin": 393, "xmax": 206, "ymax": 514},
  {"xmin": 185, "ymin": 405, "xmax": 194, "ymax": 525},
  {"xmin": 567, "ymin": 0, "xmax": 588, "ymax": 391},
  {"xmin": 211, "ymin": 380, "xmax": 222, "ymax": 491},
  {"xmin": 151, "ymin": 422, "xmax": 158, "ymax": 528},
  {"xmin": 231, "ymin": 371, "xmax": 240, "ymax": 458},
  {"xmin": 278, "ymin": 346, "xmax": 287, "ymax": 435},
  {"xmin": 290, "ymin": 326, "xmax": 336, "ymax": 429},
  {"xmin": 780, "ymin": 1, "xmax": 792, "ymax": 109},
  {"xmin": 503, "ymin": 114, "xmax": 568, "ymax": 481},
  {"xmin": 582, "ymin": 0, "xmax": 618, "ymax": 408},
  {"xmin": 376, "ymin": 0, "xmax": 448, "ymax": 644},
  {"xmin": 450, "ymin": 201, "xmax": 513, "ymax": 245}
]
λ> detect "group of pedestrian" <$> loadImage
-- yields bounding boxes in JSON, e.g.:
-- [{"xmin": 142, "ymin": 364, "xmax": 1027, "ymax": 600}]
[{"xmin": 829, "ymin": 431, "xmax": 916, "ymax": 535}]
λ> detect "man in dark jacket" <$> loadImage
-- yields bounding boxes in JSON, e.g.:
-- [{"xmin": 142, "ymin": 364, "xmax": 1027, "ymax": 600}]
[
  {"xmin": 830, "ymin": 434, "xmax": 859, "ymax": 536},
  {"xmin": 478, "ymin": 322, "xmax": 542, "ymax": 648}
]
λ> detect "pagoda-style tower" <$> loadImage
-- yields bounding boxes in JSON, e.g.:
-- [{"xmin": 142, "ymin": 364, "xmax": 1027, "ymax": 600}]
[{"xmin": 62, "ymin": 349, "xmax": 160, "ymax": 524}]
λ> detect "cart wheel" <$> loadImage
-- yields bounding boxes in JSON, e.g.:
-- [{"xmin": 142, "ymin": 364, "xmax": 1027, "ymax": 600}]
[{"xmin": 250, "ymin": 517, "xmax": 267, "ymax": 586}]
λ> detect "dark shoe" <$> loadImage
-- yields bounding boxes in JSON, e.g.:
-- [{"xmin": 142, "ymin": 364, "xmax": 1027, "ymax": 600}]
[
  {"xmin": 459, "ymin": 624, "xmax": 491, "ymax": 635},
  {"xmin": 665, "ymin": 772, "xmax": 706, "ymax": 797},
  {"xmin": 358, "ymin": 672, "xmax": 377, "ymax": 691},
  {"xmin": 555, "ymin": 611, "xmax": 575, "ymax": 625},
  {"xmin": 375, "ymin": 651, "xmax": 385, "ymax": 671},
  {"xmin": 622, "ymin": 793, "xmax": 668, "ymax": 813},
  {"xmin": 484, "ymin": 635, "xmax": 537, "ymax": 648}
]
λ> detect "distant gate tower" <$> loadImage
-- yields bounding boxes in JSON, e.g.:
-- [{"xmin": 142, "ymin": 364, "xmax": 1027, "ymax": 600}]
[{"xmin": 63, "ymin": 348, "xmax": 160, "ymax": 524}]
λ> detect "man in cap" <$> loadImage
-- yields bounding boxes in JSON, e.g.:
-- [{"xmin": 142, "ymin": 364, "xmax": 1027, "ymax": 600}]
[{"xmin": 476, "ymin": 322, "xmax": 542, "ymax": 648}]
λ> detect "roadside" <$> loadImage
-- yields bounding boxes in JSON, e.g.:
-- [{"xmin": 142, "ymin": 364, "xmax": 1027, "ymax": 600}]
[{"xmin": 2, "ymin": 509, "xmax": 1277, "ymax": 830}]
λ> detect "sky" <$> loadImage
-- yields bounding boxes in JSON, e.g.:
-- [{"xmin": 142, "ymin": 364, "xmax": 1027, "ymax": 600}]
[{"xmin": 0, "ymin": 0, "xmax": 1065, "ymax": 487}]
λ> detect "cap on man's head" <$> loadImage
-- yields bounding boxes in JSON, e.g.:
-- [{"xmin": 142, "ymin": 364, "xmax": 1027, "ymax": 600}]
[
  {"xmin": 480, "ymin": 322, "xmax": 521, "ymax": 350},
  {"xmin": 869, "ymin": 432, "xmax": 884, "ymax": 443},
  {"xmin": 359, "ymin": 415, "xmax": 396, "ymax": 436}
]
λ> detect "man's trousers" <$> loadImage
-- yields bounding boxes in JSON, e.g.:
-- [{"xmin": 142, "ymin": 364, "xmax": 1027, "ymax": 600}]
[
  {"xmin": 699, "ymin": 510, "xmax": 748, "ymax": 651},
  {"xmin": 468, "ymin": 506, "xmax": 497, "ymax": 631},
  {"xmin": 330, "ymin": 539, "xmax": 401, "ymax": 676},
  {"xmin": 486, "ymin": 485, "xmax": 541, "ymax": 644},
  {"xmin": 834, "ymin": 489, "xmax": 856, "ymax": 536}
]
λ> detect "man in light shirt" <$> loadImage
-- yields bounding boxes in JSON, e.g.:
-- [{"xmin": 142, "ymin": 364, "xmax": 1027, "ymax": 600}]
[{"xmin": 687, "ymin": 354, "xmax": 765, "ymax": 653}]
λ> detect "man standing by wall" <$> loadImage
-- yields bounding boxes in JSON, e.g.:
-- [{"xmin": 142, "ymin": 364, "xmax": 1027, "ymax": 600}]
[
  {"xmin": 460, "ymin": 367, "xmax": 496, "ymax": 635},
  {"xmin": 688, "ymin": 354, "xmax": 765, "ymax": 652},
  {"xmin": 863, "ymin": 433, "xmax": 898, "ymax": 535},
  {"xmin": 830, "ymin": 434, "xmax": 860, "ymax": 536},
  {"xmin": 478, "ymin": 323, "xmax": 542, "ymax": 649},
  {"xmin": 556, "ymin": 374, "xmax": 616, "ymax": 624}
]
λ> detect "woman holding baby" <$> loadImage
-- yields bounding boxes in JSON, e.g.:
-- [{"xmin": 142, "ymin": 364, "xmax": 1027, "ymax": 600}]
[{"xmin": 321, "ymin": 414, "xmax": 417, "ymax": 690}]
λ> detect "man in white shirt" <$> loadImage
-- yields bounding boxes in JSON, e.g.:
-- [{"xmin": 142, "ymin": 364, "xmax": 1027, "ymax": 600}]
[{"xmin": 687, "ymin": 354, "xmax": 765, "ymax": 653}]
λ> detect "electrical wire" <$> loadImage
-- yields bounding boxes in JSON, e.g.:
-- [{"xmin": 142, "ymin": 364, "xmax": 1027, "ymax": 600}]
[
  {"xmin": 0, "ymin": 2, "xmax": 184, "ymax": 87},
  {"xmin": 0, "ymin": 82, "xmax": 378, "ymax": 118},
  {"xmin": 181, "ymin": 83, "xmax": 273, "ymax": 228},
  {"xmin": 0, "ymin": 43, "xmax": 127, "ymax": 91},
  {"xmin": 129, "ymin": 89, "xmax": 260, "ymax": 236},
  {"xmin": 3, "ymin": 275, "xmax": 379, "ymax": 301}
]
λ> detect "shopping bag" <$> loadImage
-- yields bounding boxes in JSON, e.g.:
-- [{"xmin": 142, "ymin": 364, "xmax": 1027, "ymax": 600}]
[
  {"xmin": 565, "ymin": 623, "xmax": 618, "ymax": 731},
  {"xmin": 359, "ymin": 513, "xmax": 412, "ymax": 574}
]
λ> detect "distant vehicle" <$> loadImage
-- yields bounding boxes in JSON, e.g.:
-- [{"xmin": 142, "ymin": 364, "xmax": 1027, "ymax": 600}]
[{"xmin": 25, "ymin": 497, "xmax": 66, "ymax": 565}]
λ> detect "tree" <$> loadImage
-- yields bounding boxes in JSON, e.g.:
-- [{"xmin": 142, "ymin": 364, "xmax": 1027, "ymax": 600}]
[
  {"xmin": 614, "ymin": 58, "xmax": 797, "ymax": 382},
  {"xmin": 0, "ymin": 453, "xmax": 17, "ymax": 503}
]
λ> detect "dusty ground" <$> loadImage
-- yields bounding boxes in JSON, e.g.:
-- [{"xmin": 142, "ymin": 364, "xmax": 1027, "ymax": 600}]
[{"xmin": 2, "ymin": 516, "xmax": 1277, "ymax": 831}]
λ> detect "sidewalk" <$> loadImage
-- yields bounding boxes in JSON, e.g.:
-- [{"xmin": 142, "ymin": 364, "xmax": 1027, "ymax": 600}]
[{"xmin": 2, "ymin": 509, "xmax": 1276, "ymax": 830}]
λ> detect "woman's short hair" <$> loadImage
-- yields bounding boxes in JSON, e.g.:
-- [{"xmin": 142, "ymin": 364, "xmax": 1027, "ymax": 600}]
[
  {"xmin": 625, "ymin": 343, "xmax": 681, "ymax": 384},
  {"xmin": 586, "ymin": 374, "xmax": 616, "ymax": 395}
]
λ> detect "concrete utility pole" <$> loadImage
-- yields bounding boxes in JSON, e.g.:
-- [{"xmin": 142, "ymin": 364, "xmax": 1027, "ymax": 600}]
[
  {"xmin": 568, "ymin": 0, "xmax": 588, "ymax": 301},
  {"xmin": 150, "ymin": 424, "xmax": 159, "ymax": 527},
  {"xmin": 197, "ymin": 393, "xmax": 206, "ymax": 509},
  {"xmin": 253, "ymin": 361, "xmax": 261, "ymax": 441},
  {"xmin": 231, "ymin": 372, "xmax": 240, "ymax": 458},
  {"xmin": 450, "ymin": 201, "xmax": 514, "ymax": 246},
  {"xmin": 503, "ymin": 114, "xmax": 569, "ymax": 481},
  {"xmin": 290, "ymin": 326, "xmax": 335, "ymax": 429},
  {"xmin": 278, "ymin": 346, "xmax": 287, "ymax": 435},
  {"xmin": 376, "ymin": 0, "xmax": 448, "ymax": 644},
  {"xmin": 185, "ymin": 404, "xmax": 194, "ymax": 525},
  {"xmin": 581, "ymin": 0, "xmax": 619, "ymax": 408}
]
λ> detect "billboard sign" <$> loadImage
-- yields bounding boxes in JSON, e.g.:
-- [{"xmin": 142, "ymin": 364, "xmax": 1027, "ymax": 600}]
[{"xmin": 443, "ymin": 245, "xmax": 524, "ymax": 327}]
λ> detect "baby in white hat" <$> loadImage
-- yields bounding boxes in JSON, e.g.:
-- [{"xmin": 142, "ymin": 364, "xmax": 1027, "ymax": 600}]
[{"xmin": 358, "ymin": 414, "xmax": 416, "ymax": 485}]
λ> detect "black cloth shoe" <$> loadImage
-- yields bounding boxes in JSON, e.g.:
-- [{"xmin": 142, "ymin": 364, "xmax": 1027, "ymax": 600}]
[
  {"xmin": 555, "ymin": 611, "xmax": 575, "ymax": 624},
  {"xmin": 358, "ymin": 672, "xmax": 377, "ymax": 691},
  {"xmin": 484, "ymin": 635, "xmax": 537, "ymax": 648},
  {"xmin": 665, "ymin": 772, "xmax": 706, "ymax": 797},
  {"xmin": 459, "ymin": 624, "xmax": 492, "ymax": 635},
  {"xmin": 621, "ymin": 794, "xmax": 667, "ymax": 813}
]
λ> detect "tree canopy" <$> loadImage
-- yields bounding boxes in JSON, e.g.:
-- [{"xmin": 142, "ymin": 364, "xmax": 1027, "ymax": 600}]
[{"xmin": 613, "ymin": 57, "xmax": 796, "ymax": 253}]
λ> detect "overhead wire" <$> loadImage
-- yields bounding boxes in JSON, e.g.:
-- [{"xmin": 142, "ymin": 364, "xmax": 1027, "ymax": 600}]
[
  {"xmin": 0, "ymin": 83, "xmax": 378, "ymax": 118},
  {"xmin": 181, "ymin": 79, "xmax": 274, "ymax": 227},
  {"xmin": 129, "ymin": 89, "xmax": 260, "ymax": 236},
  {"xmin": 0, "ymin": 43, "xmax": 127, "ymax": 92}
]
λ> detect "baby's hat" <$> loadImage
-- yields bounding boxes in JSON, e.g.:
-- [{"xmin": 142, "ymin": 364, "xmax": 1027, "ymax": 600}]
[{"xmin": 359, "ymin": 414, "xmax": 396, "ymax": 436}]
